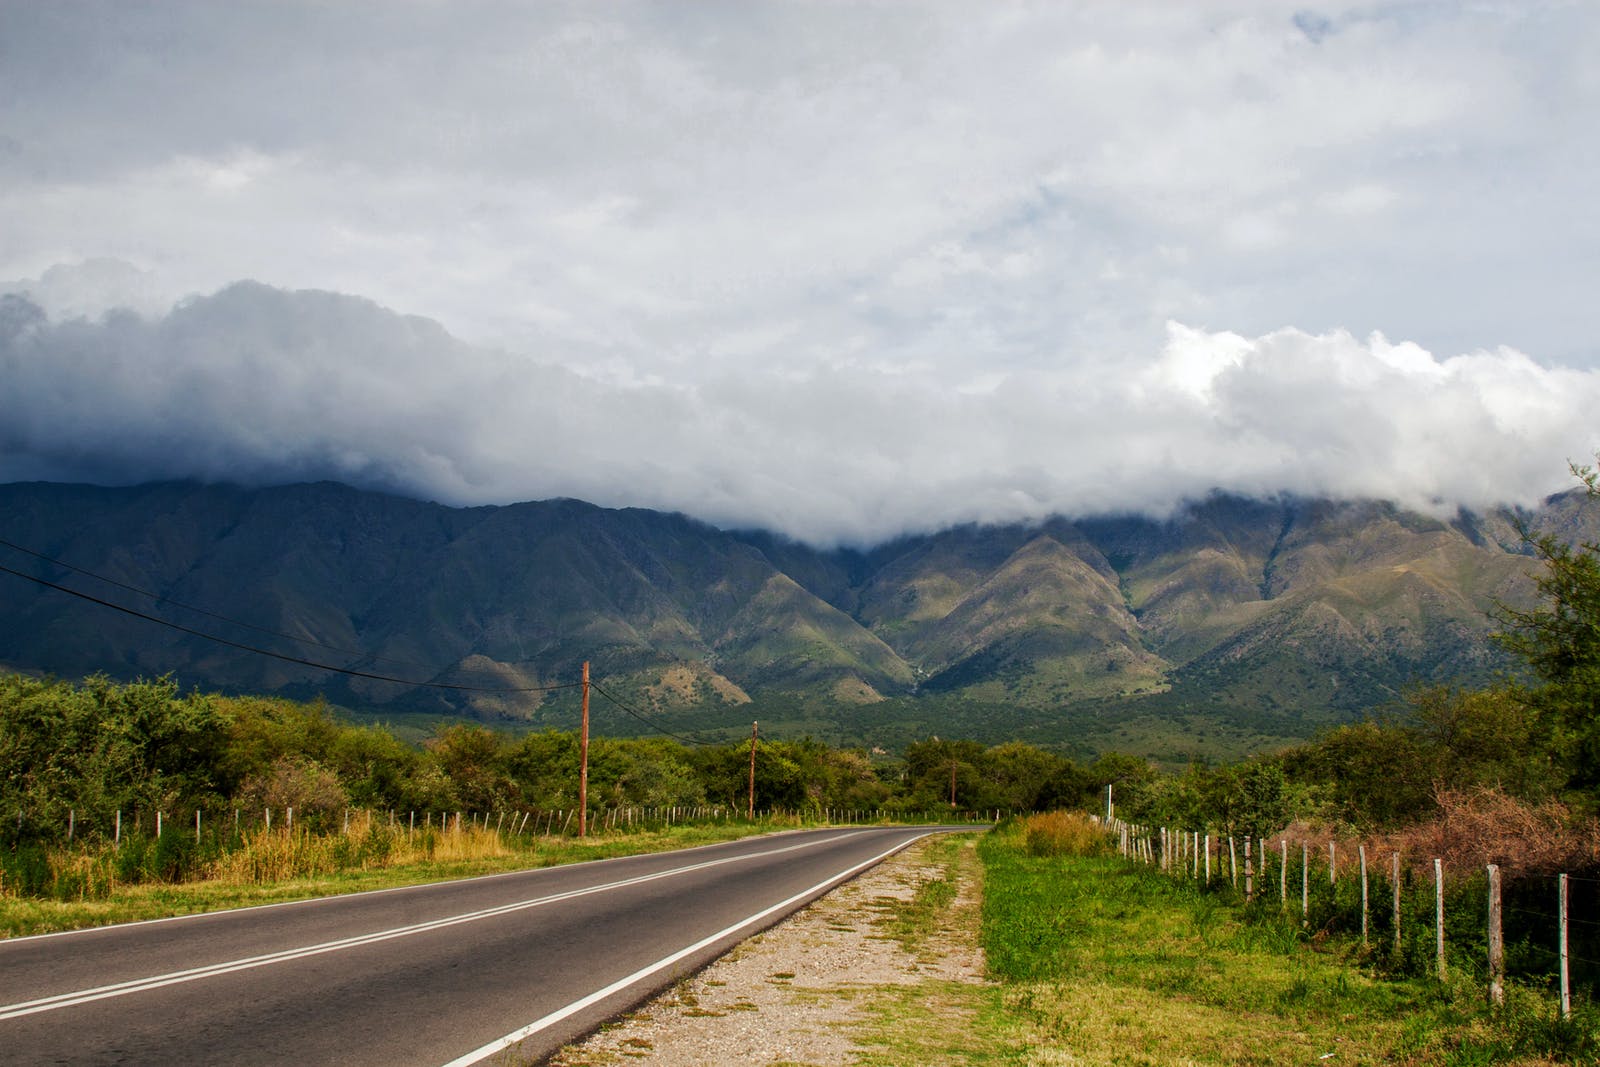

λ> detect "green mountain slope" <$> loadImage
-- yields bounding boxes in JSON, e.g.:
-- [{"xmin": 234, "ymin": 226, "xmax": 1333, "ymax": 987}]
[{"xmin": 0, "ymin": 480, "xmax": 1589, "ymax": 748}]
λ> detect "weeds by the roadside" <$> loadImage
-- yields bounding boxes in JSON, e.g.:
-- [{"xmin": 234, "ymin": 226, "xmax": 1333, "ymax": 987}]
[
  {"xmin": 1022, "ymin": 810, "xmax": 1110, "ymax": 858},
  {"xmin": 878, "ymin": 832, "xmax": 969, "ymax": 957},
  {"xmin": 0, "ymin": 819, "xmax": 788, "ymax": 938},
  {"xmin": 978, "ymin": 818, "xmax": 1600, "ymax": 1065}
]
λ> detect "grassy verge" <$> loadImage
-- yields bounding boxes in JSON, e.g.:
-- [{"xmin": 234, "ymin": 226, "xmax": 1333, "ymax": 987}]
[
  {"xmin": 977, "ymin": 816, "xmax": 1598, "ymax": 1065},
  {"xmin": 0, "ymin": 820, "xmax": 791, "ymax": 938},
  {"xmin": 846, "ymin": 817, "xmax": 1597, "ymax": 1065}
]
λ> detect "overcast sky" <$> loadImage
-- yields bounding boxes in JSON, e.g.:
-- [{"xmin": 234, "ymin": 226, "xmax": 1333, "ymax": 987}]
[{"xmin": 4, "ymin": 1, "xmax": 1599, "ymax": 545}]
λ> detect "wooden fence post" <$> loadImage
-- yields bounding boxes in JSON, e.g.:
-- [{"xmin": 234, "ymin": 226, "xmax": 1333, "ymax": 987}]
[
  {"xmin": 1434, "ymin": 858, "xmax": 1447, "ymax": 980},
  {"xmin": 1487, "ymin": 864, "xmax": 1504, "ymax": 1007},
  {"xmin": 1330, "ymin": 841, "xmax": 1337, "ymax": 885},
  {"xmin": 1392, "ymin": 852, "xmax": 1402, "ymax": 953},
  {"xmin": 1280, "ymin": 839, "xmax": 1287, "ymax": 905},
  {"xmin": 1245, "ymin": 835, "xmax": 1254, "ymax": 901},
  {"xmin": 1302, "ymin": 844, "xmax": 1309, "ymax": 917},
  {"xmin": 1229, "ymin": 837, "xmax": 1237, "ymax": 887},
  {"xmin": 1360, "ymin": 845, "xmax": 1369, "ymax": 945},
  {"xmin": 1560, "ymin": 873, "xmax": 1571, "ymax": 1020}
]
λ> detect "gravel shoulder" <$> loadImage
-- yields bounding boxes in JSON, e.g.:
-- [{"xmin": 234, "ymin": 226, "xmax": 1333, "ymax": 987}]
[{"xmin": 548, "ymin": 832, "xmax": 987, "ymax": 1066}]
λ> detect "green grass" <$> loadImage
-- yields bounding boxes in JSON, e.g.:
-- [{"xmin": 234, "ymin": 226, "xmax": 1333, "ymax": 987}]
[{"xmin": 973, "ymin": 820, "xmax": 1598, "ymax": 1065}]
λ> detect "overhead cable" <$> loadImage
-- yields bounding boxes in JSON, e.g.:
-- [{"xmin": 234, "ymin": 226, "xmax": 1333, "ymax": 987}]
[
  {"xmin": 0, "ymin": 564, "xmax": 581, "ymax": 694},
  {"xmin": 0, "ymin": 536, "xmax": 505, "ymax": 677},
  {"xmin": 588, "ymin": 679, "xmax": 716, "ymax": 746}
]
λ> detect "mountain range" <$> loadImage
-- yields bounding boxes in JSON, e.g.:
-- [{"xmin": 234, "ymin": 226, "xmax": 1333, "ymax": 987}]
[{"xmin": 1, "ymin": 479, "xmax": 1590, "ymax": 756}]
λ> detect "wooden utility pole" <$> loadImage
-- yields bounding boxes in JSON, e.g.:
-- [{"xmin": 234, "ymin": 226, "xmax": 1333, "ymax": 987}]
[
  {"xmin": 748, "ymin": 721, "xmax": 758, "ymax": 819},
  {"xmin": 578, "ymin": 661, "xmax": 590, "ymax": 838}
]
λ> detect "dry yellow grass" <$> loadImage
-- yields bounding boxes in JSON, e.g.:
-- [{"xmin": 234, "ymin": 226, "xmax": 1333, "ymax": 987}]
[{"xmin": 1021, "ymin": 811, "xmax": 1110, "ymax": 858}]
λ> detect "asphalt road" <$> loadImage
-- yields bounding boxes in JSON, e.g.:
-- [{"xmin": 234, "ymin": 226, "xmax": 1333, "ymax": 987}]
[{"xmin": 0, "ymin": 826, "xmax": 949, "ymax": 1066}]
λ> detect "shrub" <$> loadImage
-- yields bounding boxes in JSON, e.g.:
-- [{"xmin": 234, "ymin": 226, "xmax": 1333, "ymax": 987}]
[{"xmin": 1023, "ymin": 811, "xmax": 1108, "ymax": 857}]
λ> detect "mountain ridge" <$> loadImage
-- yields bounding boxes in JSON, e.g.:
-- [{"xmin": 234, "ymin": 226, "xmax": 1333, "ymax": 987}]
[{"xmin": 1, "ymin": 478, "xmax": 1590, "ymax": 748}]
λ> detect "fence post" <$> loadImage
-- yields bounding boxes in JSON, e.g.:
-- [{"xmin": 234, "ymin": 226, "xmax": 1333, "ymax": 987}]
[
  {"xmin": 1560, "ymin": 873, "xmax": 1571, "ymax": 1020},
  {"xmin": 157, "ymin": 811, "xmax": 163, "ymax": 838},
  {"xmin": 1434, "ymin": 858, "xmax": 1447, "ymax": 980},
  {"xmin": 1280, "ymin": 839, "xmax": 1287, "ymax": 905},
  {"xmin": 1393, "ymin": 852, "xmax": 1402, "ymax": 953},
  {"xmin": 1245, "ymin": 835, "xmax": 1254, "ymax": 901},
  {"xmin": 68, "ymin": 808, "xmax": 74, "ymax": 843},
  {"xmin": 195, "ymin": 809, "xmax": 201, "ymax": 845},
  {"xmin": 1360, "ymin": 845, "xmax": 1369, "ymax": 944},
  {"xmin": 1302, "ymin": 844, "xmax": 1309, "ymax": 917},
  {"xmin": 1204, "ymin": 834, "xmax": 1210, "ymax": 882},
  {"xmin": 115, "ymin": 809, "xmax": 121, "ymax": 846},
  {"xmin": 1330, "ymin": 841, "xmax": 1337, "ymax": 885},
  {"xmin": 1229, "ymin": 837, "xmax": 1237, "ymax": 887},
  {"xmin": 1487, "ymin": 864, "xmax": 1504, "ymax": 1007}
]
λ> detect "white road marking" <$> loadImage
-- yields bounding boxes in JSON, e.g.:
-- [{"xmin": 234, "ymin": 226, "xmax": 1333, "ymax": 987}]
[
  {"xmin": 0, "ymin": 832, "xmax": 866, "ymax": 1022},
  {"xmin": 438, "ymin": 832, "xmax": 930, "ymax": 1067}
]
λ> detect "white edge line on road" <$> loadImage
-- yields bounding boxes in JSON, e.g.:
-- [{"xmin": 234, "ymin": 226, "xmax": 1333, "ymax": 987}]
[
  {"xmin": 0, "ymin": 832, "xmax": 868, "ymax": 1021},
  {"xmin": 438, "ymin": 831, "xmax": 933, "ymax": 1067},
  {"xmin": 0, "ymin": 826, "xmax": 848, "ymax": 947}
]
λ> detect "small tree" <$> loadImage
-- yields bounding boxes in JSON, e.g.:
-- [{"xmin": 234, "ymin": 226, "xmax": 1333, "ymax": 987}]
[{"xmin": 1495, "ymin": 462, "xmax": 1600, "ymax": 792}]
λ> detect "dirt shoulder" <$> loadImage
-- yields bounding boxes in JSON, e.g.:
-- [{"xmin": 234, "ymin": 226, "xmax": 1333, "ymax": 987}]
[{"xmin": 548, "ymin": 832, "xmax": 987, "ymax": 1066}]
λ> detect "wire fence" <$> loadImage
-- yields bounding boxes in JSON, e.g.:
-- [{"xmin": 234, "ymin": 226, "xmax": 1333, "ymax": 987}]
[
  {"xmin": 0, "ymin": 803, "xmax": 1002, "ymax": 900},
  {"xmin": 1101, "ymin": 815, "xmax": 1597, "ymax": 1019}
]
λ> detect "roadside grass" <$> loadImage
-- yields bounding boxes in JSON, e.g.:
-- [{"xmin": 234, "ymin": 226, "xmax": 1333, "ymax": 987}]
[
  {"xmin": 845, "ymin": 816, "xmax": 1595, "ymax": 1065},
  {"xmin": 877, "ymin": 831, "xmax": 965, "ymax": 957},
  {"xmin": 974, "ymin": 817, "xmax": 1597, "ymax": 1065},
  {"xmin": 0, "ymin": 820, "xmax": 791, "ymax": 938},
  {"xmin": 848, "ymin": 831, "xmax": 1013, "ymax": 1064}
]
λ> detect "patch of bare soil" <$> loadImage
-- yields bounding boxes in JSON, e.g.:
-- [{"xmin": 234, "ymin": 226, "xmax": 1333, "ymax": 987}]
[{"xmin": 547, "ymin": 836, "xmax": 983, "ymax": 1066}]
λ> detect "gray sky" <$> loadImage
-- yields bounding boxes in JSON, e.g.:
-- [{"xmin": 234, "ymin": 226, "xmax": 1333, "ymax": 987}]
[{"xmin": 3, "ymin": 1, "xmax": 1599, "ymax": 544}]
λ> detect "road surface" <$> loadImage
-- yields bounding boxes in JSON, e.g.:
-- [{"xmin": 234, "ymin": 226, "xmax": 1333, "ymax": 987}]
[{"xmin": 0, "ymin": 826, "xmax": 947, "ymax": 1066}]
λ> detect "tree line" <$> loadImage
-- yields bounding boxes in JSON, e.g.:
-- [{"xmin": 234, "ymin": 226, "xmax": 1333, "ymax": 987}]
[
  {"xmin": 7, "ymin": 464, "xmax": 1600, "ymax": 857},
  {"xmin": 0, "ymin": 672, "xmax": 1156, "ymax": 843}
]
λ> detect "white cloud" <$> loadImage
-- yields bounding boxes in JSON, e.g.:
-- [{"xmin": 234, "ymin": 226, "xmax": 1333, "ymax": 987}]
[
  {"xmin": 1, "ymin": 284, "xmax": 1593, "ymax": 546},
  {"xmin": 2, "ymin": 3, "xmax": 1598, "ymax": 540},
  {"xmin": 2, "ymin": 2, "xmax": 1597, "ymax": 372}
]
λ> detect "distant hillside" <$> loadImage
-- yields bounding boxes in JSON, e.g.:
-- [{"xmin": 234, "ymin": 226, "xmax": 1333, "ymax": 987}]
[{"xmin": 1, "ymin": 480, "xmax": 1591, "ymax": 753}]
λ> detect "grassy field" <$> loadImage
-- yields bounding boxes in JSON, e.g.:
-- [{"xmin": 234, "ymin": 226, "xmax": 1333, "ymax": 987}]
[{"xmin": 853, "ymin": 817, "xmax": 1597, "ymax": 1065}]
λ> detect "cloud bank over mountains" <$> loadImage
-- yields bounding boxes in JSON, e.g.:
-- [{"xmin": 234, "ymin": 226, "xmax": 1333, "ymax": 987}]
[
  {"xmin": 4, "ymin": 4, "xmax": 1598, "ymax": 543},
  {"xmin": 3, "ymin": 278, "xmax": 1593, "ymax": 546}
]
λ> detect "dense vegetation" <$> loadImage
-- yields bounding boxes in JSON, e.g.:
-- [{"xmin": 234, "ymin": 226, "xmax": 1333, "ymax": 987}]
[{"xmin": 0, "ymin": 672, "xmax": 1139, "ymax": 849}]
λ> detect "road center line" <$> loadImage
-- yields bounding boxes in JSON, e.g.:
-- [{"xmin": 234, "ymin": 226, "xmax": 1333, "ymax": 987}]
[
  {"xmin": 438, "ymin": 832, "xmax": 930, "ymax": 1067},
  {"xmin": 0, "ymin": 831, "xmax": 865, "ymax": 1022}
]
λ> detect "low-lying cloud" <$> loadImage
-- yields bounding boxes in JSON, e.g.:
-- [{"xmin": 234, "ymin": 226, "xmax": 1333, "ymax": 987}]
[{"xmin": 2, "ymin": 280, "xmax": 1593, "ymax": 546}]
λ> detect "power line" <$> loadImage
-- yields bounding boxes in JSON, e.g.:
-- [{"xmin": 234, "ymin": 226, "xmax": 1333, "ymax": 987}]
[
  {"xmin": 0, "ymin": 536, "xmax": 503, "ymax": 677},
  {"xmin": 588, "ymin": 679, "xmax": 716, "ymax": 746},
  {"xmin": 0, "ymin": 563, "xmax": 581, "ymax": 695}
]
